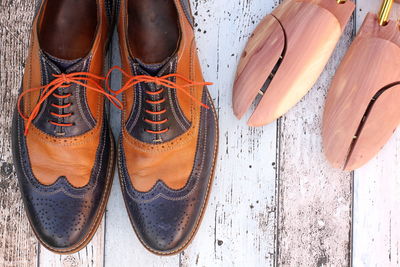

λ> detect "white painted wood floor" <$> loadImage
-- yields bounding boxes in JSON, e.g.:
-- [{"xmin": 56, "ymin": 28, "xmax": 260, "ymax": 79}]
[{"xmin": 0, "ymin": 0, "xmax": 399, "ymax": 266}]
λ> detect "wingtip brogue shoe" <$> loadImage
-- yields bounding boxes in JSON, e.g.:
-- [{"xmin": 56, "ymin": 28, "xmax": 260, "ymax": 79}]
[
  {"xmin": 116, "ymin": 0, "xmax": 219, "ymax": 255},
  {"xmin": 12, "ymin": 0, "xmax": 115, "ymax": 254}
]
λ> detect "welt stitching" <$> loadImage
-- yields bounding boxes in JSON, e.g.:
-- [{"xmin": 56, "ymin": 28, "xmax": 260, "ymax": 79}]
[
  {"xmin": 122, "ymin": 125, "xmax": 194, "ymax": 152},
  {"xmin": 29, "ymin": 125, "xmax": 101, "ymax": 146},
  {"xmin": 15, "ymin": 1, "xmax": 114, "ymax": 251}
]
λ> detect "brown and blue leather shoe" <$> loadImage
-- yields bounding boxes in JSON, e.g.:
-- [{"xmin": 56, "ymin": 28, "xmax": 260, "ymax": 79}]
[
  {"xmin": 12, "ymin": 0, "xmax": 116, "ymax": 254},
  {"xmin": 115, "ymin": 0, "xmax": 219, "ymax": 255}
]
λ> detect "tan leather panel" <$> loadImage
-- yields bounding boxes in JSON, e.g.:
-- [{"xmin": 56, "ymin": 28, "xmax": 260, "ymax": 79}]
[
  {"xmin": 122, "ymin": 128, "xmax": 198, "ymax": 191},
  {"xmin": 26, "ymin": 125, "xmax": 101, "ymax": 188},
  {"xmin": 22, "ymin": 0, "xmax": 108, "ymax": 187}
]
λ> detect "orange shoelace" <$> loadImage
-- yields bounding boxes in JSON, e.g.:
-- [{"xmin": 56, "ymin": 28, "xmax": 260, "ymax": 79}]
[
  {"xmin": 106, "ymin": 65, "xmax": 212, "ymax": 134},
  {"xmin": 17, "ymin": 72, "xmax": 122, "ymax": 136},
  {"xmin": 18, "ymin": 67, "xmax": 212, "ymax": 136}
]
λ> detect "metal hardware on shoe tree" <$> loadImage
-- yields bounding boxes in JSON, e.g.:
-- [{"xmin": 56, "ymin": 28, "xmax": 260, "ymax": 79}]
[
  {"xmin": 337, "ymin": 0, "xmax": 346, "ymax": 4},
  {"xmin": 378, "ymin": 0, "xmax": 394, "ymax": 25}
]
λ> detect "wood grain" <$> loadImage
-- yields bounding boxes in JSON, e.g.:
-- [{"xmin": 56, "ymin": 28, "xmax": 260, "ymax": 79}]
[
  {"xmin": 233, "ymin": 0, "xmax": 354, "ymax": 127},
  {"xmin": 232, "ymin": 14, "xmax": 285, "ymax": 120},
  {"xmin": 323, "ymin": 13, "xmax": 400, "ymax": 170},
  {"xmin": 347, "ymin": 84, "xmax": 400, "ymax": 170},
  {"xmin": 248, "ymin": 0, "xmax": 354, "ymax": 126},
  {"xmin": 0, "ymin": 0, "xmax": 38, "ymax": 266},
  {"xmin": 276, "ymin": 11, "xmax": 355, "ymax": 266}
]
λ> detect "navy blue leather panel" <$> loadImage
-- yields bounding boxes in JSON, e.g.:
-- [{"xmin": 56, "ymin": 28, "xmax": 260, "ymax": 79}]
[
  {"xmin": 33, "ymin": 52, "xmax": 96, "ymax": 137},
  {"xmin": 34, "ymin": 0, "xmax": 43, "ymax": 17},
  {"xmin": 180, "ymin": 0, "xmax": 194, "ymax": 27},
  {"xmin": 125, "ymin": 56, "xmax": 191, "ymax": 144}
]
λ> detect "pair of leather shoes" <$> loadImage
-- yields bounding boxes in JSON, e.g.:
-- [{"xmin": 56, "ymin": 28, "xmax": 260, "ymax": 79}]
[{"xmin": 12, "ymin": 0, "xmax": 218, "ymax": 255}]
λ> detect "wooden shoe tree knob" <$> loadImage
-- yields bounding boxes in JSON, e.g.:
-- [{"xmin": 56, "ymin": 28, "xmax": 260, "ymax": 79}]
[
  {"xmin": 323, "ymin": 13, "xmax": 400, "ymax": 170},
  {"xmin": 233, "ymin": 0, "xmax": 355, "ymax": 126}
]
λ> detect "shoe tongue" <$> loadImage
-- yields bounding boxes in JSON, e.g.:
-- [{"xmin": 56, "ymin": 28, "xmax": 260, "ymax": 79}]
[
  {"xmin": 136, "ymin": 57, "xmax": 171, "ymax": 76},
  {"xmin": 44, "ymin": 52, "xmax": 83, "ymax": 72}
]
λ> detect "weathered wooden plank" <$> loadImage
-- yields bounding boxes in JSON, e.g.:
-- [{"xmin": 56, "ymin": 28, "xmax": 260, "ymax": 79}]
[
  {"xmin": 181, "ymin": 0, "xmax": 278, "ymax": 266},
  {"xmin": 0, "ymin": 0, "xmax": 38, "ymax": 266},
  {"xmin": 352, "ymin": 2, "xmax": 400, "ymax": 266},
  {"xmin": 353, "ymin": 136, "xmax": 400, "ymax": 266},
  {"xmin": 276, "ymin": 8, "xmax": 355, "ymax": 266}
]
